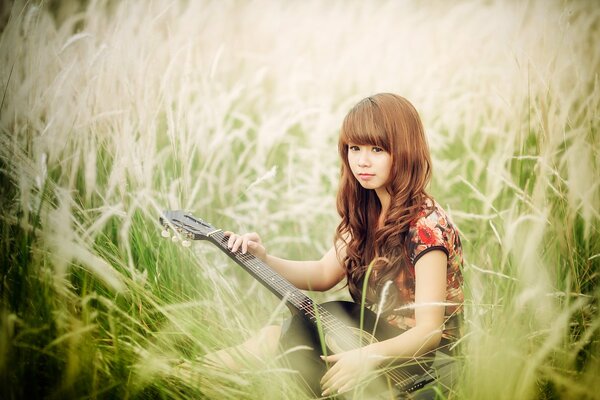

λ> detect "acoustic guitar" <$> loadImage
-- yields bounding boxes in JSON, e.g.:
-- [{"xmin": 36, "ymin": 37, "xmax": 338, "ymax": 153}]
[{"xmin": 160, "ymin": 210, "xmax": 448, "ymax": 398}]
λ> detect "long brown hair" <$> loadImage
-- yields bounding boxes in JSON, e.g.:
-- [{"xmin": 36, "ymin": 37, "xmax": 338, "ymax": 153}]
[{"xmin": 335, "ymin": 93, "xmax": 433, "ymax": 309}]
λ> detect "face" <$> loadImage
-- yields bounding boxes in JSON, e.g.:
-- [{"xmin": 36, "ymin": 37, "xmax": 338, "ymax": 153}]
[{"xmin": 347, "ymin": 143, "xmax": 392, "ymax": 191}]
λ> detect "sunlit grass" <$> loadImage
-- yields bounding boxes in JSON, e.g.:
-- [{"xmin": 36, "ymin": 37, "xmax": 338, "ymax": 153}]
[{"xmin": 1, "ymin": 0, "xmax": 598, "ymax": 398}]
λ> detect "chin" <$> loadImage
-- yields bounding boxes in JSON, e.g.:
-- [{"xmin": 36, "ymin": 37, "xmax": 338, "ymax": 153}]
[{"xmin": 359, "ymin": 182, "xmax": 380, "ymax": 190}]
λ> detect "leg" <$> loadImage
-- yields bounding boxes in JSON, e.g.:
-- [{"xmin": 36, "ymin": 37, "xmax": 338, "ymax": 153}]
[
  {"xmin": 172, "ymin": 325, "xmax": 282, "ymax": 382},
  {"xmin": 204, "ymin": 324, "xmax": 282, "ymax": 370}
]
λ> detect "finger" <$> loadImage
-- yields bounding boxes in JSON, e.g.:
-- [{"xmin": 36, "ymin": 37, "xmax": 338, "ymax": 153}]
[
  {"xmin": 320, "ymin": 354, "xmax": 339, "ymax": 363},
  {"xmin": 320, "ymin": 362, "xmax": 343, "ymax": 388},
  {"xmin": 322, "ymin": 373, "xmax": 352, "ymax": 397},
  {"xmin": 235, "ymin": 236, "xmax": 246, "ymax": 252},
  {"xmin": 336, "ymin": 380, "xmax": 356, "ymax": 395},
  {"xmin": 231, "ymin": 236, "xmax": 244, "ymax": 252},
  {"xmin": 225, "ymin": 232, "xmax": 236, "ymax": 248},
  {"xmin": 241, "ymin": 237, "xmax": 250, "ymax": 253}
]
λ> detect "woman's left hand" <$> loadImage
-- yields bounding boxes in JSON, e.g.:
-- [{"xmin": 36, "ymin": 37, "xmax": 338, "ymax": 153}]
[{"xmin": 320, "ymin": 348, "xmax": 383, "ymax": 397}]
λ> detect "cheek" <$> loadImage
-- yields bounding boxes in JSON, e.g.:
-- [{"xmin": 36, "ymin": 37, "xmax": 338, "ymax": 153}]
[
  {"xmin": 347, "ymin": 154, "xmax": 358, "ymax": 168},
  {"xmin": 382, "ymin": 158, "xmax": 393, "ymax": 175}
]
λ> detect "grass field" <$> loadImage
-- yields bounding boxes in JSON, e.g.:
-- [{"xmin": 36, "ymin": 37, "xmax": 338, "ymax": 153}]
[{"xmin": 1, "ymin": 0, "xmax": 599, "ymax": 398}]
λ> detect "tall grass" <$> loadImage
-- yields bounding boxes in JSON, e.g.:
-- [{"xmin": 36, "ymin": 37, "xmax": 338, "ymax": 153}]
[{"xmin": 1, "ymin": 0, "xmax": 598, "ymax": 398}]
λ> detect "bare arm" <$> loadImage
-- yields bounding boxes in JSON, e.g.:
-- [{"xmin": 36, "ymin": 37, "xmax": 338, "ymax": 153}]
[
  {"xmin": 264, "ymin": 245, "xmax": 346, "ymax": 291},
  {"xmin": 225, "ymin": 231, "xmax": 346, "ymax": 291},
  {"xmin": 367, "ymin": 249, "xmax": 447, "ymax": 357},
  {"xmin": 321, "ymin": 249, "xmax": 448, "ymax": 395}
]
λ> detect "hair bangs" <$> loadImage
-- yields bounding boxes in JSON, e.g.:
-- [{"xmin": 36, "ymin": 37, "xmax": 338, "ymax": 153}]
[{"xmin": 340, "ymin": 99, "xmax": 390, "ymax": 151}]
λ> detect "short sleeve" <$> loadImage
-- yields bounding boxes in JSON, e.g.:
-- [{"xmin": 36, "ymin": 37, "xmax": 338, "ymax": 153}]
[
  {"xmin": 408, "ymin": 209, "xmax": 450, "ymax": 266},
  {"xmin": 388, "ymin": 200, "xmax": 464, "ymax": 336}
]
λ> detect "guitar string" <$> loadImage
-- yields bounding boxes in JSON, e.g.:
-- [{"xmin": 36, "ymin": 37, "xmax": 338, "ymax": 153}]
[
  {"xmin": 210, "ymin": 231, "xmax": 419, "ymax": 385},
  {"xmin": 213, "ymin": 233, "xmax": 350, "ymax": 330},
  {"xmin": 213, "ymin": 233, "xmax": 417, "ymax": 386},
  {"xmin": 171, "ymin": 219, "xmax": 419, "ymax": 385},
  {"xmin": 210, "ymin": 232, "xmax": 417, "ymax": 386},
  {"xmin": 240, "ymin": 250, "xmax": 418, "ymax": 387}
]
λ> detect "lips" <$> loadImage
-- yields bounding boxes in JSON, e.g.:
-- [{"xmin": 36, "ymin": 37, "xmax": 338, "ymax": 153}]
[{"xmin": 357, "ymin": 173, "xmax": 375, "ymax": 181}]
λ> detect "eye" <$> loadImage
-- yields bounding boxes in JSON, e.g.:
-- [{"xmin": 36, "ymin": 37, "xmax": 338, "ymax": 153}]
[
  {"xmin": 348, "ymin": 145, "xmax": 360, "ymax": 152},
  {"xmin": 372, "ymin": 146, "xmax": 384, "ymax": 153}
]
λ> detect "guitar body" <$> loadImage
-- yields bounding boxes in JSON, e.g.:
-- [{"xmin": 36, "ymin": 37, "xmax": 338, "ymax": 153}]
[
  {"xmin": 159, "ymin": 211, "xmax": 446, "ymax": 398},
  {"xmin": 279, "ymin": 301, "xmax": 432, "ymax": 397}
]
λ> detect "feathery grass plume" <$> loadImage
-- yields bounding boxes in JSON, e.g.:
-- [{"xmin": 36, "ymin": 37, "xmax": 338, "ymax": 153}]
[
  {"xmin": 246, "ymin": 165, "xmax": 277, "ymax": 192},
  {"xmin": 0, "ymin": 0, "xmax": 598, "ymax": 398}
]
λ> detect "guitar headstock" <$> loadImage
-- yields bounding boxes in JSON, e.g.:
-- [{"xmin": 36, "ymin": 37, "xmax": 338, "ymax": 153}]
[{"xmin": 159, "ymin": 210, "xmax": 218, "ymax": 246}]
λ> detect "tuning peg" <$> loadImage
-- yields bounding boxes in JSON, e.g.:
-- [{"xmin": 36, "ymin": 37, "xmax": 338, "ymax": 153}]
[
  {"xmin": 182, "ymin": 240, "xmax": 191, "ymax": 248},
  {"xmin": 161, "ymin": 230, "xmax": 170, "ymax": 238},
  {"xmin": 171, "ymin": 235, "xmax": 179, "ymax": 243}
]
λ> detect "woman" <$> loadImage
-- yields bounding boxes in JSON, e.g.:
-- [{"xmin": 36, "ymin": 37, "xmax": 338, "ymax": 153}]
[{"xmin": 210, "ymin": 93, "xmax": 464, "ymax": 397}]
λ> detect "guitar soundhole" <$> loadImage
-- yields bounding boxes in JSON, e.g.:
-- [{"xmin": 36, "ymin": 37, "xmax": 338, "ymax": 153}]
[{"xmin": 325, "ymin": 327, "xmax": 378, "ymax": 354}]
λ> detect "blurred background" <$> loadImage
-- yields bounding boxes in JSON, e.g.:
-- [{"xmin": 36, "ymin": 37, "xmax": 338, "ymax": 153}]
[{"xmin": 0, "ymin": 0, "xmax": 598, "ymax": 398}]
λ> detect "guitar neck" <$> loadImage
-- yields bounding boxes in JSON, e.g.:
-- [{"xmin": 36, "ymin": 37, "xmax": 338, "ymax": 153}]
[
  {"xmin": 205, "ymin": 230, "xmax": 369, "ymax": 357},
  {"xmin": 161, "ymin": 210, "xmax": 439, "ymax": 394}
]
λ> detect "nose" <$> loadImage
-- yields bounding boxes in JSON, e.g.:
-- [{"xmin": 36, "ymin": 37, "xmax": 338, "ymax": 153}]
[{"xmin": 358, "ymin": 150, "xmax": 371, "ymax": 167}]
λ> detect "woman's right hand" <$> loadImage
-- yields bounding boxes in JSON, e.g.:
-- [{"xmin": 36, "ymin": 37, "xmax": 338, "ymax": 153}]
[{"xmin": 223, "ymin": 231, "xmax": 267, "ymax": 262}]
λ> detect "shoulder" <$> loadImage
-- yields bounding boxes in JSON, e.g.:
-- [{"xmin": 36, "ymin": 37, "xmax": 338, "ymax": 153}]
[
  {"xmin": 411, "ymin": 199, "xmax": 454, "ymax": 231},
  {"xmin": 407, "ymin": 198, "xmax": 461, "ymax": 266}
]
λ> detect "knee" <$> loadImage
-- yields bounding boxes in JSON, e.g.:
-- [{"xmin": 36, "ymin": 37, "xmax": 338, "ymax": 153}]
[
  {"xmin": 251, "ymin": 324, "xmax": 282, "ymax": 357},
  {"xmin": 259, "ymin": 324, "xmax": 282, "ymax": 344}
]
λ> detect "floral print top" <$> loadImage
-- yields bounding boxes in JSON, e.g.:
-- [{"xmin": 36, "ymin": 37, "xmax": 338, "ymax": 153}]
[{"xmin": 385, "ymin": 198, "xmax": 464, "ymax": 341}]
